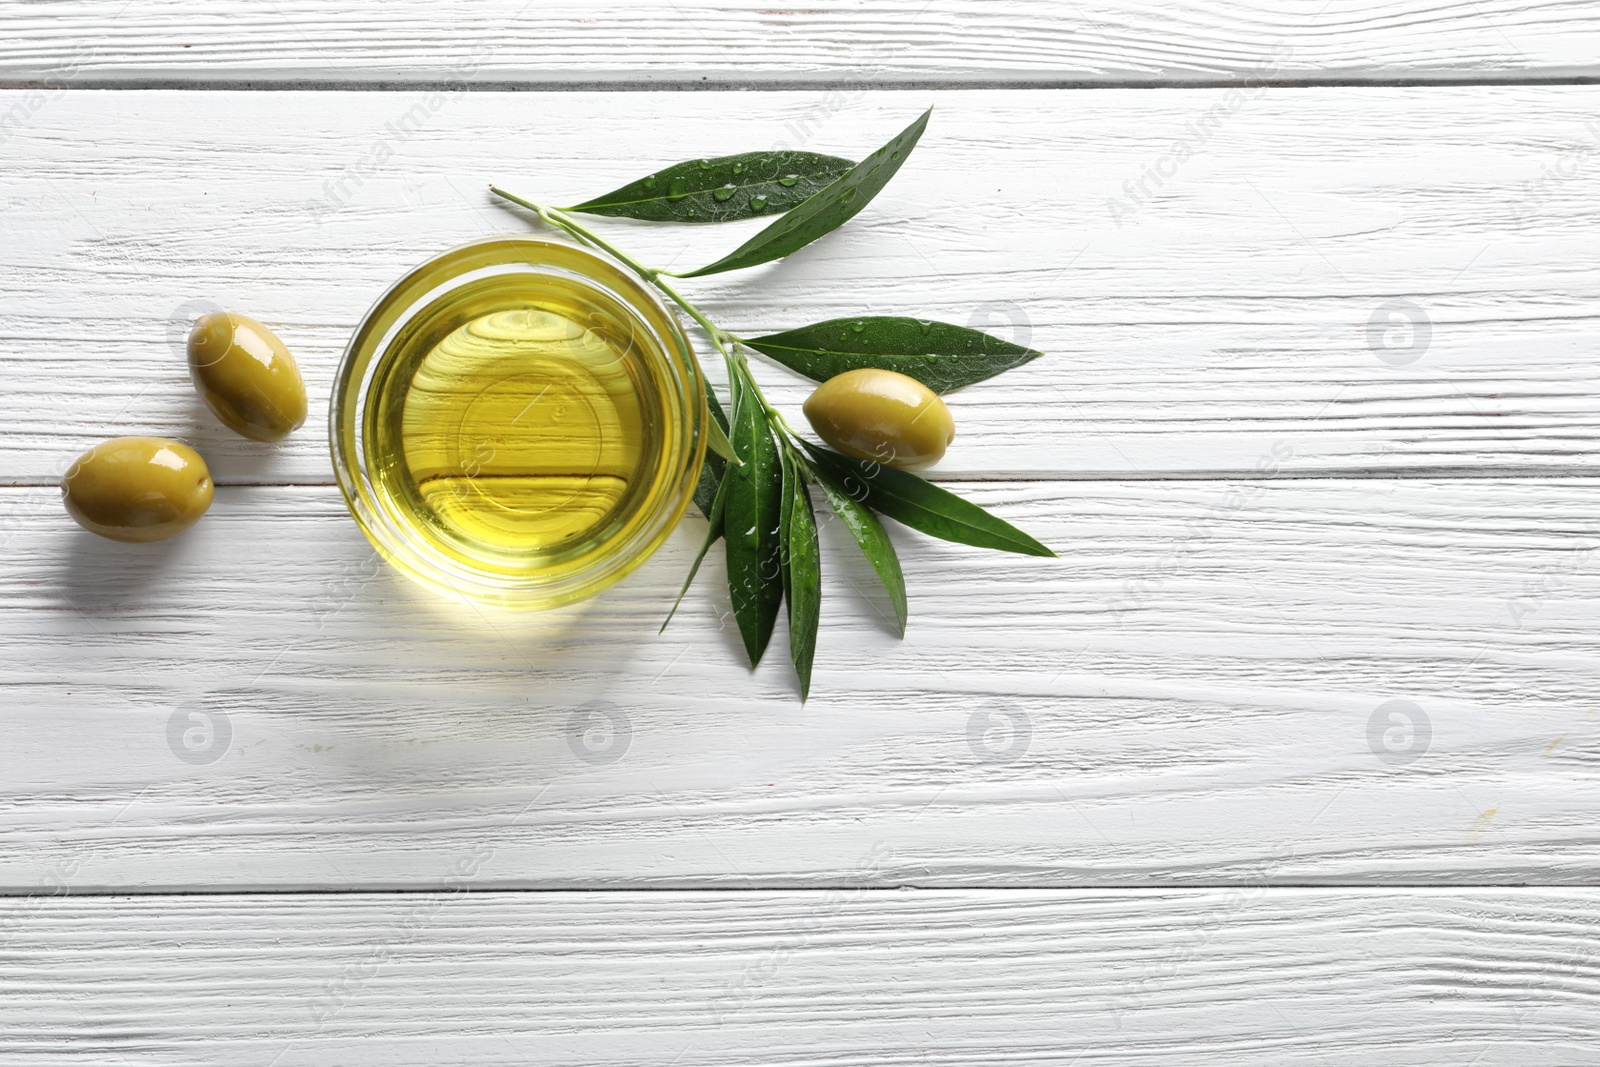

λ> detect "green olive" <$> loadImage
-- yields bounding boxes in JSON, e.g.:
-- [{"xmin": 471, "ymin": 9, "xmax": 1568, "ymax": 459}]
[
  {"xmin": 187, "ymin": 312, "xmax": 307, "ymax": 442},
  {"xmin": 62, "ymin": 437, "xmax": 214, "ymax": 543},
  {"xmin": 801, "ymin": 368, "xmax": 955, "ymax": 468}
]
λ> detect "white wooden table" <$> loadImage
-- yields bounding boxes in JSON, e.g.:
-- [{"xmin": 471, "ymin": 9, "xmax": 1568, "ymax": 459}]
[{"xmin": 5, "ymin": 3, "xmax": 1600, "ymax": 1062}]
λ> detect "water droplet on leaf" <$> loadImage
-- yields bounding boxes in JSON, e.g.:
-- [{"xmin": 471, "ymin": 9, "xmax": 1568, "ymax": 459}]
[
  {"xmin": 778, "ymin": 174, "xmax": 800, "ymax": 187},
  {"xmin": 667, "ymin": 177, "xmax": 688, "ymax": 200},
  {"xmin": 850, "ymin": 321, "xmax": 867, "ymax": 333},
  {"xmin": 712, "ymin": 183, "xmax": 737, "ymax": 202},
  {"xmin": 698, "ymin": 159, "xmax": 713, "ymax": 170},
  {"xmin": 750, "ymin": 194, "xmax": 769, "ymax": 211},
  {"xmin": 642, "ymin": 176, "xmax": 658, "ymax": 191}
]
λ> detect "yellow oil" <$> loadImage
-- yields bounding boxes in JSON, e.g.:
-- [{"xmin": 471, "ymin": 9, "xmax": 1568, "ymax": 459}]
[{"xmin": 364, "ymin": 272, "xmax": 675, "ymax": 575}]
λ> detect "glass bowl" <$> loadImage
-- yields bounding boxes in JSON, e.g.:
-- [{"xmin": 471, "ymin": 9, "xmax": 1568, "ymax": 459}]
[{"xmin": 330, "ymin": 236, "xmax": 706, "ymax": 610}]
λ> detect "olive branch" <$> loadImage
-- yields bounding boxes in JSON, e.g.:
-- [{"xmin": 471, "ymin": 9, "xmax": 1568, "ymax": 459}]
[{"xmin": 491, "ymin": 107, "xmax": 1052, "ymax": 700}]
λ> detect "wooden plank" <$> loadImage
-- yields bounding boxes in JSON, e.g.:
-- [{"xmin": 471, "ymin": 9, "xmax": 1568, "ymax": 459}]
[
  {"xmin": 5, "ymin": 479, "xmax": 1599, "ymax": 890},
  {"xmin": 3, "ymin": 0, "xmax": 1598, "ymax": 85},
  {"xmin": 2, "ymin": 888, "xmax": 1597, "ymax": 1063},
  {"xmin": 3, "ymin": 89, "xmax": 1599, "ymax": 483}
]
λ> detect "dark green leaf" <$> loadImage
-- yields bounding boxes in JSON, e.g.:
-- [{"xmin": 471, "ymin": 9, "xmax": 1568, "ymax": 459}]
[
  {"xmin": 811, "ymin": 465, "xmax": 907, "ymax": 636},
  {"xmin": 705, "ymin": 413, "xmax": 738, "ymax": 465},
  {"xmin": 662, "ymin": 464, "xmax": 731, "ymax": 634},
  {"xmin": 778, "ymin": 447, "xmax": 796, "ymax": 600},
  {"xmin": 782, "ymin": 453, "xmax": 821, "ymax": 701},
  {"xmin": 693, "ymin": 378, "xmax": 732, "ymax": 520},
  {"xmin": 723, "ymin": 373, "xmax": 784, "ymax": 666},
  {"xmin": 673, "ymin": 381, "xmax": 734, "ymax": 633},
  {"xmin": 743, "ymin": 316, "xmax": 1042, "ymax": 393},
  {"xmin": 803, "ymin": 443, "xmax": 1056, "ymax": 558},
  {"xmin": 565, "ymin": 151, "xmax": 855, "ymax": 224},
  {"xmin": 676, "ymin": 107, "xmax": 932, "ymax": 278},
  {"xmin": 693, "ymin": 460, "xmax": 721, "ymax": 523}
]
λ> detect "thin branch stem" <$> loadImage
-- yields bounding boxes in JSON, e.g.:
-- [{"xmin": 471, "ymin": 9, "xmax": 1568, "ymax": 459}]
[
  {"xmin": 488, "ymin": 188, "xmax": 658, "ymax": 282},
  {"xmin": 489, "ymin": 185, "xmax": 803, "ymax": 443}
]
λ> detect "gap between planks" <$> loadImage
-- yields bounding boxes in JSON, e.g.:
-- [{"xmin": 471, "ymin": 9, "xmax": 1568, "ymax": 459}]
[
  {"xmin": 0, "ymin": 884, "xmax": 1574, "ymax": 898},
  {"xmin": 6, "ymin": 76, "xmax": 1600, "ymax": 92}
]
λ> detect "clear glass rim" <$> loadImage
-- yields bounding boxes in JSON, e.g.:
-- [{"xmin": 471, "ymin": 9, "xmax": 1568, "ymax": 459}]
[{"xmin": 329, "ymin": 234, "xmax": 706, "ymax": 610}]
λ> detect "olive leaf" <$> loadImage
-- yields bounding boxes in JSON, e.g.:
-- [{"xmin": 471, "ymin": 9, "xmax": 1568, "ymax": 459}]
[
  {"xmin": 670, "ymin": 382, "xmax": 735, "ymax": 633},
  {"xmin": 723, "ymin": 372, "xmax": 784, "ymax": 666},
  {"xmin": 779, "ymin": 446, "xmax": 796, "ymax": 601},
  {"xmin": 693, "ymin": 454, "xmax": 721, "ymax": 519},
  {"xmin": 692, "ymin": 379, "xmax": 731, "ymax": 520},
  {"xmin": 663, "ymin": 462, "xmax": 730, "ymax": 633},
  {"xmin": 803, "ymin": 443, "xmax": 1056, "ymax": 558},
  {"xmin": 674, "ymin": 108, "xmax": 932, "ymax": 279},
  {"xmin": 811, "ymin": 465, "xmax": 907, "ymax": 636},
  {"xmin": 705, "ymin": 412, "xmax": 738, "ymax": 466},
  {"xmin": 488, "ymin": 106, "xmax": 1059, "ymax": 701},
  {"xmin": 742, "ymin": 316, "xmax": 1042, "ymax": 393},
  {"xmin": 566, "ymin": 151, "xmax": 856, "ymax": 225},
  {"xmin": 782, "ymin": 452, "xmax": 822, "ymax": 701}
]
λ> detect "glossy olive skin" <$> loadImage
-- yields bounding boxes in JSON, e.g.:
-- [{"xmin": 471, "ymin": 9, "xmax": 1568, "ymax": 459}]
[
  {"xmin": 62, "ymin": 437, "xmax": 214, "ymax": 543},
  {"xmin": 802, "ymin": 368, "xmax": 955, "ymax": 468},
  {"xmin": 187, "ymin": 312, "xmax": 307, "ymax": 442}
]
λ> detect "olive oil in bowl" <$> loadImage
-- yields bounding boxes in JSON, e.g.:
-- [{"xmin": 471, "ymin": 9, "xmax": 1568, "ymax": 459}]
[{"xmin": 332, "ymin": 238, "xmax": 706, "ymax": 609}]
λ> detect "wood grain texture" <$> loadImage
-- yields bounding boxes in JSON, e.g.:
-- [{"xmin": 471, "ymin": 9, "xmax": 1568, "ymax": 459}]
[
  {"xmin": 3, "ymin": 0, "xmax": 1599, "ymax": 85},
  {"xmin": 3, "ymin": 889, "xmax": 1598, "ymax": 1064},
  {"xmin": 4, "ymin": 89, "xmax": 1600, "ymax": 483},
  {"xmin": 5, "ymin": 479, "xmax": 1599, "ymax": 890},
  {"xmin": 6, "ymin": 7, "xmax": 1598, "ymax": 1053}
]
